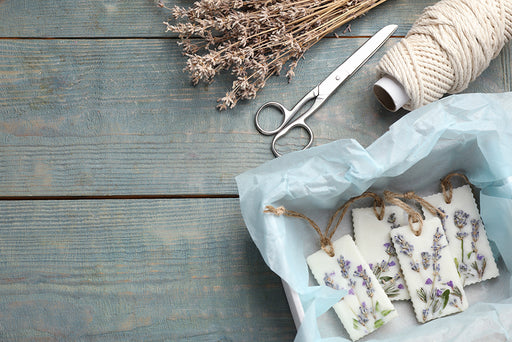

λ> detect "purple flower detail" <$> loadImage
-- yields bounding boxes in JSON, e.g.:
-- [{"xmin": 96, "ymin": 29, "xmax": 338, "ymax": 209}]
[
  {"xmin": 369, "ymin": 263, "xmax": 373, "ymax": 270},
  {"xmin": 323, "ymin": 272, "xmax": 339, "ymax": 290},
  {"xmin": 348, "ymin": 288, "xmax": 355, "ymax": 295},
  {"xmin": 471, "ymin": 219, "xmax": 480, "ymax": 242},
  {"xmin": 398, "ymin": 283, "xmax": 404, "ymax": 290},
  {"xmin": 388, "ymin": 260, "xmax": 396, "ymax": 267},
  {"xmin": 425, "ymin": 278, "xmax": 433, "ymax": 285},
  {"xmin": 456, "ymin": 231, "xmax": 468, "ymax": 240},
  {"xmin": 454, "ymin": 210, "xmax": 470, "ymax": 229},
  {"xmin": 422, "ymin": 308, "xmax": 429, "ymax": 321},
  {"xmin": 410, "ymin": 262, "xmax": 420, "ymax": 272},
  {"xmin": 436, "ymin": 288, "xmax": 443, "ymax": 297},
  {"xmin": 446, "ymin": 280, "xmax": 454, "ymax": 289},
  {"xmin": 421, "ymin": 251, "xmax": 431, "ymax": 270},
  {"xmin": 477, "ymin": 254, "xmax": 484, "ymax": 261},
  {"xmin": 393, "ymin": 234, "xmax": 414, "ymax": 257},
  {"xmin": 337, "ymin": 255, "xmax": 351, "ymax": 279},
  {"xmin": 384, "ymin": 242, "xmax": 397, "ymax": 256},
  {"xmin": 357, "ymin": 265, "xmax": 363, "ymax": 273},
  {"xmin": 437, "ymin": 207, "xmax": 447, "ymax": 235}
]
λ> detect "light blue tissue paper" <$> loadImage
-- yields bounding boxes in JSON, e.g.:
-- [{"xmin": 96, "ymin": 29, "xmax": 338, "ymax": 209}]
[{"xmin": 236, "ymin": 92, "xmax": 512, "ymax": 341}]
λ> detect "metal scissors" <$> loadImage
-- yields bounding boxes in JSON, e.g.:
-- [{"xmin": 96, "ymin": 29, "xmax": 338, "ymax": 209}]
[{"xmin": 255, "ymin": 25, "xmax": 398, "ymax": 157}]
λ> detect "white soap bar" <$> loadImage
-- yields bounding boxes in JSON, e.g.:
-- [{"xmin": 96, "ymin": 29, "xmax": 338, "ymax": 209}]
[
  {"xmin": 353, "ymin": 206, "xmax": 410, "ymax": 300},
  {"xmin": 390, "ymin": 218, "xmax": 468, "ymax": 323},
  {"xmin": 423, "ymin": 185, "xmax": 499, "ymax": 286},
  {"xmin": 307, "ymin": 235, "xmax": 397, "ymax": 341}
]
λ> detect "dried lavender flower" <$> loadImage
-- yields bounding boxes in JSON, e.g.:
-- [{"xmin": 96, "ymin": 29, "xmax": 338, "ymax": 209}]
[{"xmin": 161, "ymin": 0, "xmax": 390, "ymax": 109}]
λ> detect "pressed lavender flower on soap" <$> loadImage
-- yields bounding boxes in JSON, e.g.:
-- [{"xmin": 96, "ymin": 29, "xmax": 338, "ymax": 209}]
[
  {"xmin": 324, "ymin": 272, "xmax": 339, "ymax": 290},
  {"xmin": 453, "ymin": 210, "xmax": 469, "ymax": 229},
  {"xmin": 161, "ymin": 0, "xmax": 391, "ymax": 109},
  {"xmin": 393, "ymin": 234, "xmax": 414, "ymax": 257}
]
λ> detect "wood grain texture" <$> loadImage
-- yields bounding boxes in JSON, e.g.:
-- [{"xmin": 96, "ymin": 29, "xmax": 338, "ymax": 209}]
[
  {"xmin": 0, "ymin": 198, "xmax": 295, "ymax": 341},
  {"xmin": 0, "ymin": 0, "xmax": 438, "ymax": 38},
  {"xmin": 1, "ymin": 1, "xmax": 512, "ymax": 340},
  {"xmin": 0, "ymin": 38, "xmax": 509, "ymax": 196}
]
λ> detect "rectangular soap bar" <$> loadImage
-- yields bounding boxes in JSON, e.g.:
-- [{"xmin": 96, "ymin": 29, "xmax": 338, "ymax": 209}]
[
  {"xmin": 390, "ymin": 217, "xmax": 468, "ymax": 323},
  {"xmin": 423, "ymin": 185, "xmax": 499, "ymax": 286},
  {"xmin": 353, "ymin": 206, "xmax": 410, "ymax": 300},
  {"xmin": 307, "ymin": 235, "xmax": 397, "ymax": 341}
]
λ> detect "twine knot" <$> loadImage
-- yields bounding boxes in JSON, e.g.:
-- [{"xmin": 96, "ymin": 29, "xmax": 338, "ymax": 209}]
[
  {"xmin": 403, "ymin": 191, "xmax": 416, "ymax": 199},
  {"xmin": 320, "ymin": 237, "xmax": 335, "ymax": 257},
  {"xmin": 264, "ymin": 205, "xmax": 286, "ymax": 216}
]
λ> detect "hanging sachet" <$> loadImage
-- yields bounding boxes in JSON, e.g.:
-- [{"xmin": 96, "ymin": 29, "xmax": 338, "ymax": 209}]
[
  {"xmin": 385, "ymin": 191, "xmax": 468, "ymax": 323},
  {"xmin": 422, "ymin": 173, "xmax": 499, "ymax": 286},
  {"xmin": 265, "ymin": 193, "xmax": 397, "ymax": 341},
  {"xmin": 353, "ymin": 205, "xmax": 410, "ymax": 300}
]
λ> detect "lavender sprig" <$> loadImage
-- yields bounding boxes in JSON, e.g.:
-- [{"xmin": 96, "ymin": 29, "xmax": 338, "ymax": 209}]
[{"xmin": 162, "ymin": 0, "xmax": 390, "ymax": 109}]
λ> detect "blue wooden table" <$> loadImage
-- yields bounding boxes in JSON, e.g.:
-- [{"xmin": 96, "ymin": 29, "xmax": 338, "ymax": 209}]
[{"xmin": 0, "ymin": 1, "xmax": 509, "ymax": 340}]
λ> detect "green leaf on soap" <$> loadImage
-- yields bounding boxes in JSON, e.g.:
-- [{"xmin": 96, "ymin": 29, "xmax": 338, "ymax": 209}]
[
  {"xmin": 454, "ymin": 258, "xmax": 461, "ymax": 277},
  {"xmin": 381, "ymin": 309, "xmax": 393, "ymax": 317},
  {"xmin": 441, "ymin": 289, "xmax": 450, "ymax": 309},
  {"xmin": 432, "ymin": 299, "xmax": 441, "ymax": 313},
  {"xmin": 417, "ymin": 288, "xmax": 427, "ymax": 303}
]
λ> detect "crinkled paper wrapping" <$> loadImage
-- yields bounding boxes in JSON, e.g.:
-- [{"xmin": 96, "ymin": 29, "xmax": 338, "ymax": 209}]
[{"xmin": 236, "ymin": 92, "xmax": 512, "ymax": 341}]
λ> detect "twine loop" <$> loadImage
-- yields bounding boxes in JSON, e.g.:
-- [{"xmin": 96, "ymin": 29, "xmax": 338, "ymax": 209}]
[
  {"xmin": 264, "ymin": 192, "xmax": 385, "ymax": 257},
  {"xmin": 384, "ymin": 190, "xmax": 445, "ymax": 236},
  {"xmin": 440, "ymin": 172, "xmax": 470, "ymax": 204}
]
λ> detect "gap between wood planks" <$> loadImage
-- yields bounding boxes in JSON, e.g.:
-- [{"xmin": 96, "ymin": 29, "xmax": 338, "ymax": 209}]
[
  {"xmin": 0, "ymin": 33, "xmax": 402, "ymax": 202},
  {"xmin": 0, "ymin": 194, "xmax": 239, "ymax": 201}
]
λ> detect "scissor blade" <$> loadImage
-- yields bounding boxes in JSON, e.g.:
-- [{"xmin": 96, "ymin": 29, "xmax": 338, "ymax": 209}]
[{"xmin": 318, "ymin": 24, "xmax": 397, "ymax": 96}]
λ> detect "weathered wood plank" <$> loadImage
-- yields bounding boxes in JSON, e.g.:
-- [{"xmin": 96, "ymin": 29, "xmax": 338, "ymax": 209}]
[
  {"xmin": 0, "ymin": 198, "xmax": 295, "ymax": 341},
  {"xmin": 0, "ymin": 38, "xmax": 508, "ymax": 196},
  {"xmin": 0, "ymin": 0, "xmax": 437, "ymax": 38}
]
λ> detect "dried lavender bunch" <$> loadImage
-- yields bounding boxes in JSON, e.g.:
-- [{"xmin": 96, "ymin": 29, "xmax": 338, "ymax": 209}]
[{"xmin": 163, "ymin": 0, "xmax": 389, "ymax": 110}]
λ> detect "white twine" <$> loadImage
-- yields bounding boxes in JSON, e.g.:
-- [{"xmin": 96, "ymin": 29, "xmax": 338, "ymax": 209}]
[{"xmin": 377, "ymin": 0, "xmax": 512, "ymax": 110}]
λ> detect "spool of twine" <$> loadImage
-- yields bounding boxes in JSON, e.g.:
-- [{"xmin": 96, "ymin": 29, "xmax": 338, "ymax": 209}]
[{"xmin": 375, "ymin": 0, "xmax": 512, "ymax": 111}]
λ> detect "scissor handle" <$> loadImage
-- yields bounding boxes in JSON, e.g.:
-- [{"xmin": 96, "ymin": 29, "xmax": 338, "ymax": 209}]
[
  {"xmin": 270, "ymin": 119, "xmax": 314, "ymax": 158},
  {"xmin": 254, "ymin": 101, "xmax": 295, "ymax": 135}
]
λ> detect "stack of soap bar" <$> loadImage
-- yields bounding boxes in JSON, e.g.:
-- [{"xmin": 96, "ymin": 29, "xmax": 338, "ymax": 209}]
[
  {"xmin": 423, "ymin": 185, "xmax": 499, "ymax": 285},
  {"xmin": 307, "ymin": 235, "xmax": 397, "ymax": 341},
  {"xmin": 353, "ymin": 206, "xmax": 410, "ymax": 300},
  {"xmin": 390, "ymin": 217, "xmax": 468, "ymax": 323}
]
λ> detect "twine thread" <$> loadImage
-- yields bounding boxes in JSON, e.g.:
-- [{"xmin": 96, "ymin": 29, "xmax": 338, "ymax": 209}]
[
  {"xmin": 264, "ymin": 192, "xmax": 385, "ymax": 257},
  {"xmin": 377, "ymin": 0, "xmax": 512, "ymax": 110},
  {"xmin": 440, "ymin": 172, "xmax": 471, "ymax": 204},
  {"xmin": 384, "ymin": 190, "xmax": 446, "ymax": 236}
]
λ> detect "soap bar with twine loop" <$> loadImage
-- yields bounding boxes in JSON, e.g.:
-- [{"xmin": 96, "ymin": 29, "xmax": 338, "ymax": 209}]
[
  {"xmin": 384, "ymin": 190, "xmax": 469, "ymax": 323},
  {"xmin": 264, "ymin": 193, "xmax": 397, "ymax": 341}
]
